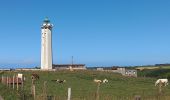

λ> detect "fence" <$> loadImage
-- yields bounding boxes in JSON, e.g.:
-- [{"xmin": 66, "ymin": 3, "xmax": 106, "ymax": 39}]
[
  {"xmin": 34, "ymin": 95, "xmax": 170, "ymax": 100},
  {"xmin": 1, "ymin": 75, "xmax": 170, "ymax": 100}
]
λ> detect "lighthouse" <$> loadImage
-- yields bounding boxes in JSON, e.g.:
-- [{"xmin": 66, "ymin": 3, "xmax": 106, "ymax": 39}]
[{"xmin": 41, "ymin": 18, "xmax": 53, "ymax": 70}]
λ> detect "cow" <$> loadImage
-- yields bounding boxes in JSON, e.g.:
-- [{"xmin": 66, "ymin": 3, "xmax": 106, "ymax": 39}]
[
  {"xmin": 31, "ymin": 73, "xmax": 39, "ymax": 80},
  {"xmin": 51, "ymin": 79, "xmax": 66, "ymax": 84},
  {"xmin": 17, "ymin": 73, "xmax": 25, "ymax": 81},
  {"xmin": 103, "ymin": 79, "xmax": 108, "ymax": 83},
  {"xmin": 155, "ymin": 79, "xmax": 168, "ymax": 86},
  {"xmin": 57, "ymin": 79, "xmax": 66, "ymax": 83},
  {"xmin": 94, "ymin": 79, "xmax": 102, "ymax": 83}
]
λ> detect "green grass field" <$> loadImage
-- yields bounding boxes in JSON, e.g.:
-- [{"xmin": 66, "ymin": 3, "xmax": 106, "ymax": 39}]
[
  {"xmin": 0, "ymin": 70, "xmax": 170, "ymax": 100},
  {"xmin": 136, "ymin": 66, "xmax": 170, "ymax": 71}
]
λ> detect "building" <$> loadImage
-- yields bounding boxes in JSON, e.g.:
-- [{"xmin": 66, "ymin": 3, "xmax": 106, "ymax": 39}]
[
  {"xmin": 41, "ymin": 18, "xmax": 53, "ymax": 70},
  {"xmin": 125, "ymin": 69, "xmax": 137, "ymax": 77},
  {"xmin": 53, "ymin": 64, "xmax": 86, "ymax": 70},
  {"xmin": 0, "ymin": 69, "xmax": 12, "ymax": 71},
  {"xmin": 111, "ymin": 67, "xmax": 137, "ymax": 77},
  {"xmin": 96, "ymin": 68, "xmax": 104, "ymax": 71},
  {"xmin": 15, "ymin": 68, "xmax": 41, "ymax": 71},
  {"xmin": 112, "ymin": 67, "xmax": 126, "ymax": 75}
]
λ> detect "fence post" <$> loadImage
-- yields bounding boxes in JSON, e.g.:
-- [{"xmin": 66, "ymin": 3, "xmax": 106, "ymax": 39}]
[
  {"xmin": 134, "ymin": 95, "xmax": 141, "ymax": 100},
  {"xmin": 53, "ymin": 96, "xmax": 55, "ymax": 100},
  {"xmin": 31, "ymin": 78, "xmax": 36, "ymax": 100},
  {"xmin": 159, "ymin": 81, "xmax": 163, "ymax": 95},
  {"xmin": 17, "ymin": 76, "xmax": 18, "ymax": 91},
  {"xmin": 7, "ymin": 76, "xmax": 8, "ymax": 87},
  {"xmin": 13, "ymin": 75, "xmax": 15, "ymax": 89},
  {"xmin": 67, "ymin": 88, "xmax": 71, "ymax": 100},
  {"xmin": 9, "ymin": 76, "xmax": 11, "ymax": 88},
  {"xmin": 21, "ymin": 76, "xmax": 24, "ymax": 90},
  {"xmin": 43, "ymin": 81, "xmax": 47, "ymax": 100},
  {"xmin": 1, "ymin": 75, "xmax": 3, "ymax": 84},
  {"xmin": 96, "ymin": 83, "xmax": 100, "ymax": 100},
  {"xmin": 32, "ymin": 85, "xmax": 36, "ymax": 100}
]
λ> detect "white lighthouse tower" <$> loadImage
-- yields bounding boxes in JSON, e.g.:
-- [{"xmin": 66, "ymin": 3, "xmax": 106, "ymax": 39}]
[{"xmin": 41, "ymin": 18, "xmax": 53, "ymax": 70}]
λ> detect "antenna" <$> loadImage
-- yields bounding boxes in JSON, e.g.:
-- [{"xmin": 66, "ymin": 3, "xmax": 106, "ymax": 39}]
[{"xmin": 71, "ymin": 56, "xmax": 73, "ymax": 65}]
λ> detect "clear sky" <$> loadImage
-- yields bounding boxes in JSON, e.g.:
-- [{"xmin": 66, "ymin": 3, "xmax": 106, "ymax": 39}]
[{"xmin": 0, "ymin": 0, "xmax": 170, "ymax": 68}]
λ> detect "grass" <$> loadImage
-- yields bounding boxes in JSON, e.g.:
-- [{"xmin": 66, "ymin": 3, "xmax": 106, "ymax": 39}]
[
  {"xmin": 0, "ymin": 70, "xmax": 170, "ymax": 100},
  {"xmin": 136, "ymin": 66, "xmax": 170, "ymax": 71}
]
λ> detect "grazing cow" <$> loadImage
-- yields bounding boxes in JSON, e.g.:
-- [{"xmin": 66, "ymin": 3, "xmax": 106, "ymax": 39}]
[
  {"xmin": 31, "ymin": 73, "xmax": 39, "ymax": 80},
  {"xmin": 0, "ymin": 77, "xmax": 22, "ymax": 84},
  {"xmin": 155, "ymin": 79, "xmax": 168, "ymax": 86},
  {"xmin": 17, "ymin": 73, "xmax": 25, "ymax": 81},
  {"xmin": 103, "ymin": 79, "xmax": 108, "ymax": 83},
  {"xmin": 51, "ymin": 79, "xmax": 66, "ymax": 84},
  {"xmin": 94, "ymin": 79, "xmax": 102, "ymax": 83},
  {"xmin": 31, "ymin": 73, "xmax": 39, "ymax": 84},
  {"xmin": 17, "ymin": 73, "xmax": 23, "ymax": 79},
  {"xmin": 57, "ymin": 79, "xmax": 66, "ymax": 83}
]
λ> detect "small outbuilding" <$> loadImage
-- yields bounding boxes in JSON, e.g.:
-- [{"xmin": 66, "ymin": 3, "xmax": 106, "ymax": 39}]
[
  {"xmin": 53, "ymin": 64, "xmax": 86, "ymax": 70},
  {"xmin": 112, "ymin": 67, "xmax": 137, "ymax": 77},
  {"xmin": 125, "ymin": 69, "xmax": 137, "ymax": 77}
]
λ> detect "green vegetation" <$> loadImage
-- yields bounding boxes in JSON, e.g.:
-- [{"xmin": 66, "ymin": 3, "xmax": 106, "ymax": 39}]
[
  {"xmin": 138, "ymin": 68, "xmax": 170, "ymax": 79},
  {"xmin": 0, "ymin": 70, "xmax": 170, "ymax": 100}
]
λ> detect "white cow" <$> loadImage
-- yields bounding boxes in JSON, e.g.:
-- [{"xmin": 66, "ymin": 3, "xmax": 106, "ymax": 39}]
[
  {"xmin": 94, "ymin": 79, "xmax": 102, "ymax": 83},
  {"xmin": 17, "ymin": 73, "xmax": 25, "ymax": 81},
  {"xmin": 155, "ymin": 79, "xmax": 168, "ymax": 86},
  {"xmin": 17, "ymin": 73, "xmax": 23, "ymax": 79},
  {"xmin": 103, "ymin": 79, "xmax": 108, "ymax": 83},
  {"xmin": 56, "ymin": 79, "xmax": 66, "ymax": 83}
]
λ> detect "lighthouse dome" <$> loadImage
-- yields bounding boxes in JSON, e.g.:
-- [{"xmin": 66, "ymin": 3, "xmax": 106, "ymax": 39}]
[{"xmin": 43, "ymin": 17, "xmax": 50, "ymax": 23}]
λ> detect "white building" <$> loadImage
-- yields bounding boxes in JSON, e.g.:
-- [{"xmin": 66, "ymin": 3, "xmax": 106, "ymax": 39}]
[
  {"xmin": 53, "ymin": 64, "xmax": 86, "ymax": 70},
  {"xmin": 41, "ymin": 18, "xmax": 53, "ymax": 70},
  {"xmin": 112, "ymin": 67, "xmax": 137, "ymax": 77}
]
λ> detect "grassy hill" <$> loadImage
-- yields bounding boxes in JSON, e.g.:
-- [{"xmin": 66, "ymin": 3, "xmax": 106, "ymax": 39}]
[
  {"xmin": 137, "ymin": 68, "xmax": 170, "ymax": 79},
  {"xmin": 136, "ymin": 66, "xmax": 170, "ymax": 71},
  {"xmin": 0, "ymin": 70, "xmax": 170, "ymax": 100}
]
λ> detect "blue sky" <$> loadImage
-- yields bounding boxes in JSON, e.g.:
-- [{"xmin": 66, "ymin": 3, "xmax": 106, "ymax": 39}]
[{"xmin": 0, "ymin": 0, "xmax": 170, "ymax": 68}]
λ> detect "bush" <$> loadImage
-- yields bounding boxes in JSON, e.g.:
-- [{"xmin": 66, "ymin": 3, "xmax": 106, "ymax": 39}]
[{"xmin": 138, "ymin": 69, "xmax": 170, "ymax": 78}]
